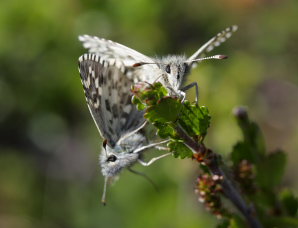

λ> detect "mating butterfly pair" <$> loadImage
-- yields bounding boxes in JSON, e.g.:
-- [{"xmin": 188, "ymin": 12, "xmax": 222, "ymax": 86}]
[{"xmin": 78, "ymin": 25, "xmax": 238, "ymax": 204}]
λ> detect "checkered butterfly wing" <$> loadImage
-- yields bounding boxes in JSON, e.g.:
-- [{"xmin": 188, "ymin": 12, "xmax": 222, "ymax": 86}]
[
  {"xmin": 78, "ymin": 54, "xmax": 145, "ymax": 147},
  {"xmin": 78, "ymin": 35, "xmax": 161, "ymax": 83}
]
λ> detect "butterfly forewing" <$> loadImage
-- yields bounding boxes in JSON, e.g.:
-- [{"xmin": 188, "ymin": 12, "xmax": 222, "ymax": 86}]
[
  {"xmin": 78, "ymin": 53, "xmax": 145, "ymax": 147},
  {"xmin": 79, "ymin": 35, "xmax": 155, "ymax": 66},
  {"xmin": 79, "ymin": 35, "xmax": 162, "ymax": 83}
]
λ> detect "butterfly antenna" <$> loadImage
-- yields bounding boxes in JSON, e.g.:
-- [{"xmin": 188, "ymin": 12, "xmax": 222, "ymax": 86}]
[
  {"xmin": 186, "ymin": 54, "xmax": 228, "ymax": 64},
  {"xmin": 128, "ymin": 167, "xmax": 159, "ymax": 192},
  {"xmin": 132, "ymin": 62, "xmax": 157, "ymax": 67},
  {"xmin": 101, "ymin": 176, "xmax": 108, "ymax": 206}
]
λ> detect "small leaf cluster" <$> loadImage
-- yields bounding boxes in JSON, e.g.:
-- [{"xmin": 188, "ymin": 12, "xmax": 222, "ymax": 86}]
[
  {"xmin": 230, "ymin": 107, "xmax": 298, "ymax": 227},
  {"xmin": 131, "ymin": 82, "xmax": 245, "ymax": 224},
  {"xmin": 131, "ymin": 82, "xmax": 210, "ymax": 159},
  {"xmin": 132, "ymin": 82, "xmax": 298, "ymax": 228}
]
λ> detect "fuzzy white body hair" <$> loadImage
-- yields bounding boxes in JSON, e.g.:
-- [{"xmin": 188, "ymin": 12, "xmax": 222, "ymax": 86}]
[
  {"xmin": 155, "ymin": 55, "xmax": 189, "ymax": 94},
  {"xmin": 100, "ymin": 133, "xmax": 146, "ymax": 177}
]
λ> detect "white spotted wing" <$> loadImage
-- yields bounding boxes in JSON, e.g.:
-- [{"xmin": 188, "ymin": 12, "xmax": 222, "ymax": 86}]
[
  {"xmin": 78, "ymin": 35, "xmax": 161, "ymax": 83},
  {"xmin": 78, "ymin": 53, "xmax": 145, "ymax": 147}
]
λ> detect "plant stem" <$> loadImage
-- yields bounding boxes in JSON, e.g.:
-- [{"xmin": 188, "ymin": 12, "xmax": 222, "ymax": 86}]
[{"xmin": 175, "ymin": 124, "xmax": 263, "ymax": 228}]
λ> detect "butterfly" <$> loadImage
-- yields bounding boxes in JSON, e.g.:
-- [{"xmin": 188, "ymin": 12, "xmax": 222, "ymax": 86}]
[
  {"xmin": 78, "ymin": 25, "xmax": 237, "ymax": 203},
  {"xmin": 79, "ymin": 25, "xmax": 238, "ymax": 104},
  {"xmin": 78, "ymin": 53, "xmax": 170, "ymax": 204}
]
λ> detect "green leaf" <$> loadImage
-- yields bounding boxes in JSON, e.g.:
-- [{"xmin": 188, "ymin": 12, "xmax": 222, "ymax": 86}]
[
  {"xmin": 229, "ymin": 214, "xmax": 247, "ymax": 228},
  {"xmin": 132, "ymin": 96, "xmax": 146, "ymax": 110},
  {"xmin": 216, "ymin": 215, "xmax": 246, "ymax": 228},
  {"xmin": 280, "ymin": 189, "xmax": 298, "ymax": 216},
  {"xmin": 235, "ymin": 112, "xmax": 266, "ymax": 159},
  {"xmin": 168, "ymin": 140, "xmax": 193, "ymax": 159},
  {"xmin": 231, "ymin": 142, "xmax": 257, "ymax": 164},
  {"xmin": 253, "ymin": 190, "xmax": 276, "ymax": 209},
  {"xmin": 248, "ymin": 122, "xmax": 266, "ymax": 158},
  {"xmin": 131, "ymin": 82, "xmax": 168, "ymax": 107},
  {"xmin": 266, "ymin": 216, "xmax": 298, "ymax": 228},
  {"xmin": 178, "ymin": 102, "xmax": 211, "ymax": 137},
  {"xmin": 256, "ymin": 150, "xmax": 286, "ymax": 189},
  {"xmin": 216, "ymin": 219, "xmax": 230, "ymax": 228},
  {"xmin": 145, "ymin": 97, "xmax": 183, "ymax": 123},
  {"xmin": 153, "ymin": 122, "xmax": 177, "ymax": 139}
]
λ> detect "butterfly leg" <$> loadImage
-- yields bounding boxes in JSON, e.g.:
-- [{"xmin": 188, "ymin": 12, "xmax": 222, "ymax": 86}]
[
  {"xmin": 180, "ymin": 82, "xmax": 199, "ymax": 105},
  {"xmin": 167, "ymin": 86, "xmax": 186, "ymax": 102},
  {"xmin": 128, "ymin": 167, "xmax": 159, "ymax": 191},
  {"xmin": 138, "ymin": 152, "xmax": 172, "ymax": 166},
  {"xmin": 155, "ymin": 146, "xmax": 170, "ymax": 151},
  {"xmin": 133, "ymin": 139, "xmax": 170, "ymax": 153},
  {"xmin": 178, "ymin": 90, "xmax": 186, "ymax": 103}
]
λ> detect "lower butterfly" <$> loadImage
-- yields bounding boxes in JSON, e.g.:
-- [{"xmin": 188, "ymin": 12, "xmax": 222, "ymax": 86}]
[{"xmin": 78, "ymin": 53, "xmax": 170, "ymax": 205}]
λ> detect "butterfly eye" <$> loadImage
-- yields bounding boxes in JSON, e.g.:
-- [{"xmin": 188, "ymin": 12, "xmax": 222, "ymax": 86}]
[
  {"xmin": 183, "ymin": 63, "xmax": 189, "ymax": 73},
  {"xmin": 165, "ymin": 65, "xmax": 171, "ymax": 74},
  {"xmin": 107, "ymin": 155, "xmax": 117, "ymax": 162}
]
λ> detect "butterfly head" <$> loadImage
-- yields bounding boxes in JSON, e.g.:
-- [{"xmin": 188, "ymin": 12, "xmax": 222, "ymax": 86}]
[
  {"xmin": 99, "ymin": 133, "xmax": 146, "ymax": 205},
  {"xmin": 157, "ymin": 55, "xmax": 189, "ymax": 90},
  {"xmin": 99, "ymin": 133, "xmax": 146, "ymax": 178}
]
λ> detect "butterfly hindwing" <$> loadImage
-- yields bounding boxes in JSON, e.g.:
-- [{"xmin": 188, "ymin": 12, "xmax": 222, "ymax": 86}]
[{"xmin": 78, "ymin": 53, "xmax": 145, "ymax": 147}]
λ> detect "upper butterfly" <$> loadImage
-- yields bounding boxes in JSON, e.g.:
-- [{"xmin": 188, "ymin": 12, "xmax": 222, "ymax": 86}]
[{"xmin": 79, "ymin": 25, "xmax": 238, "ymax": 104}]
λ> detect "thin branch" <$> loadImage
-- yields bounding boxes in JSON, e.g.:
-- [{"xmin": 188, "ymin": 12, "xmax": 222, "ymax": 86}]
[{"xmin": 175, "ymin": 124, "xmax": 263, "ymax": 228}]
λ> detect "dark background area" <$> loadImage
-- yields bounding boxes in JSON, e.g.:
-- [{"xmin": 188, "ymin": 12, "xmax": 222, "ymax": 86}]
[{"xmin": 0, "ymin": 0, "xmax": 298, "ymax": 227}]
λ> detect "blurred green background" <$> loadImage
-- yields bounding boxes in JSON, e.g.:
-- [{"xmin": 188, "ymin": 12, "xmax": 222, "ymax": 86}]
[{"xmin": 1, "ymin": 0, "xmax": 298, "ymax": 227}]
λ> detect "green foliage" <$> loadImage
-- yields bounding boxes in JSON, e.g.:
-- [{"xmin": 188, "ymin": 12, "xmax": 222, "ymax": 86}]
[
  {"xmin": 265, "ymin": 216, "xmax": 298, "ymax": 228},
  {"xmin": 229, "ymin": 214, "xmax": 247, "ymax": 228},
  {"xmin": 168, "ymin": 140, "xmax": 193, "ymax": 159},
  {"xmin": 131, "ymin": 81, "xmax": 210, "ymax": 159},
  {"xmin": 131, "ymin": 82, "xmax": 168, "ymax": 109},
  {"xmin": 153, "ymin": 122, "xmax": 177, "ymax": 139},
  {"xmin": 232, "ymin": 107, "xmax": 298, "ymax": 227},
  {"xmin": 255, "ymin": 150, "xmax": 286, "ymax": 189},
  {"xmin": 231, "ymin": 141, "xmax": 257, "ymax": 164},
  {"xmin": 177, "ymin": 102, "xmax": 211, "ymax": 139},
  {"xmin": 146, "ymin": 97, "xmax": 183, "ymax": 122},
  {"xmin": 231, "ymin": 108, "xmax": 266, "ymax": 164},
  {"xmin": 216, "ymin": 215, "xmax": 246, "ymax": 228},
  {"xmin": 132, "ymin": 83, "xmax": 298, "ymax": 228},
  {"xmin": 280, "ymin": 189, "xmax": 298, "ymax": 216},
  {"xmin": 216, "ymin": 219, "xmax": 230, "ymax": 228}
]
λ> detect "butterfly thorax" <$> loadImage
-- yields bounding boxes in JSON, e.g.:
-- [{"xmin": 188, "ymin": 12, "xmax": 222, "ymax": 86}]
[
  {"xmin": 156, "ymin": 55, "xmax": 189, "ymax": 95},
  {"xmin": 99, "ymin": 133, "xmax": 146, "ymax": 177}
]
